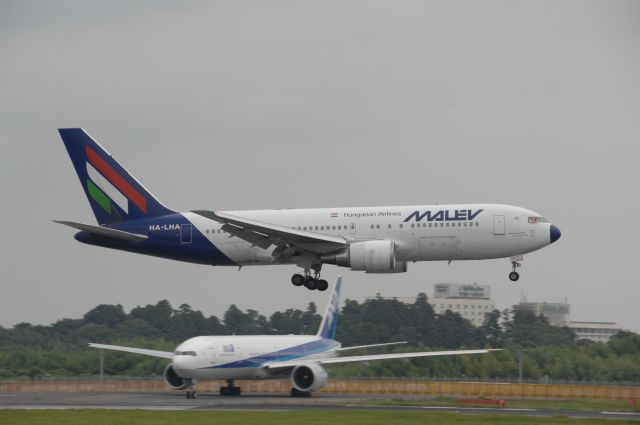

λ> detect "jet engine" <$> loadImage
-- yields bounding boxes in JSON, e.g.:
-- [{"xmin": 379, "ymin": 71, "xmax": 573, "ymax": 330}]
[
  {"xmin": 321, "ymin": 240, "xmax": 407, "ymax": 273},
  {"xmin": 290, "ymin": 363, "xmax": 328, "ymax": 393},
  {"xmin": 163, "ymin": 363, "xmax": 192, "ymax": 390}
]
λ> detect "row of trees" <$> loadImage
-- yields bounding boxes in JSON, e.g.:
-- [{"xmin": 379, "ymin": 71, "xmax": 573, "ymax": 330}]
[{"xmin": 1, "ymin": 294, "xmax": 638, "ymax": 382}]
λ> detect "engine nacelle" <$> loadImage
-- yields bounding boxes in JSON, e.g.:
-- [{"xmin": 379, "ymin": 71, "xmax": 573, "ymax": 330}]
[
  {"xmin": 321, "ymin": 240, "xmax": 407, "ymax": 273},
  {"xmin": 163, "ymin": 363, "xmax": 192, "ymax": 390},
  {"xmin": 290, "ymin": 363, "xmax": 328, "ymax": 393}
]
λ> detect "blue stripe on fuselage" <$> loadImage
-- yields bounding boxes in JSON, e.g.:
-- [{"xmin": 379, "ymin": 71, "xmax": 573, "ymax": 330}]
[
  {"xmin": 73, "ymin": 213, "xmax": 235, "ymax": 265},
  {"xmin": 205, "ymin": 338, "xmax": 339, "ymax": 369}
]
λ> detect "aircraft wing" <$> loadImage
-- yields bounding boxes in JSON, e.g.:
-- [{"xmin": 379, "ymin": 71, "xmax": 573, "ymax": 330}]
[
  {"xmin": 54, "ymin": 221, "xmax": 148, "ymax": 242},
  {"xmin": 192, "ymin": 210, "xmax": 347, "ymax": 254},
  {"xmin": 265, "ymin": 349, "xmax": 498, "ymax": 370},
  {"xmin": 336, "ymin": 341, "xmax": 408, "ymax": 352},
  {"xmin": 89, "ymin": 343, "xmax": 173, "ymax": 359}
]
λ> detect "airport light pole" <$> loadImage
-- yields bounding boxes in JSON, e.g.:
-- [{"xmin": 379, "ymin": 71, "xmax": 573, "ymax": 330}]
[
  {"xmin": 518, "ymin": 351, "xmax": 523, "ymax": 384},
  {"xmin": 99, "ymin": 349, "xmax": 104, "ymax": 382}
]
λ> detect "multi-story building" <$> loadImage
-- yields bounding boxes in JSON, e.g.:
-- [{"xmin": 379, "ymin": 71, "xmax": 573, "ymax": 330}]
[
  {"xmin": 567, "ymin": 321, "xmax": 623, "ymax": 343},
  {"xmin": 428, "ymin": 283, "xmax": 496, "ymax": 327},
  {"xmin": 518, "ymin": 300, "xmax": 571, "ymax": 327},
  {"xmin": 518, "ymin": 299, "xmax": 624, "ymax": 342}
]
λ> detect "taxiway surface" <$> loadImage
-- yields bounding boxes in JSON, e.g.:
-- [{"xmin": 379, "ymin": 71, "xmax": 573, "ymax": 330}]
[{"xmin": 1, "ymin": 392, "xmax": 639, "ymax": 420}]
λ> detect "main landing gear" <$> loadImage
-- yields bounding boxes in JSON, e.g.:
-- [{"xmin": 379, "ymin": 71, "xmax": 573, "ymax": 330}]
[
  {"xmin": 291, "ymin": 264, "xmax": 328, "ymax": 291},
  {"xmin": 290, "ymin": 388, "xmax": 311, "ymax": 397},
  {"xmin": 185, "ymin": 390, "xmax": 197, "ymax": 399},
  {"xmin": 509, "ymin": 255, "xmax": 522, "ymax": 282},
  {"xmin": 219, "ymin": 379, "xmax": 241, "ymax": 396}
]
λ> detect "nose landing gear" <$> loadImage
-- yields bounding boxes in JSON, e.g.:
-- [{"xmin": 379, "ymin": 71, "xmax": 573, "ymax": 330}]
[{"xmin": 509, "ymin": 255, "xmax": 522, "ymax": 282}]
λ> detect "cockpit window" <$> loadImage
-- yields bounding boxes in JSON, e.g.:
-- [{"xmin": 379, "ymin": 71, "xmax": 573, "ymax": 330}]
[
  {"xmin": 174, "ymin": 350, "xmax": 197, "ymax": 356},
  {"xmin": 528, "ymin": 216, "xmax": 548, "ymax": 224}
]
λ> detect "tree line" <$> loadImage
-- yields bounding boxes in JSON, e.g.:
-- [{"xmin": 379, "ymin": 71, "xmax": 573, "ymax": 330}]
[{"xmin": 0, "ymin": 294, "xmax": 638, "ymax": 382}]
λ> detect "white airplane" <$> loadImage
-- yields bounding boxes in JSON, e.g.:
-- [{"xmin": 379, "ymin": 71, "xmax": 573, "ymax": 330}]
[
  {"xmin": 90, "ymin": 277, "xmax": 496, "ymax": 398},
  {"xmin": 57, "ymin": 129, "xmax": 561, "ymax": 291}
]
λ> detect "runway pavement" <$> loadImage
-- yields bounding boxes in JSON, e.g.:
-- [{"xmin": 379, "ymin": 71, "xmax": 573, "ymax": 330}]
[{"xmin": 1, "ymin": 392, "xmax": 639, "ymax": 420}]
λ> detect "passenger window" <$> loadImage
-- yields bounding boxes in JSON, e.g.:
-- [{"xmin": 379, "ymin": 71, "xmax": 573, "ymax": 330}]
[
  {"xmin": 303, "ymin": 226, "xmax": 307, "ymax": 231},
  {"xmin": 371, "ymin": 224, "xmax": 374, "ymax": 229},
  {"xmin": 446, "ymin": 223, "xmax": 449, "ymax": 227},
  {"xmin": 458, "ymin": 222, "xmax": 461, "ymax": 227},
  {"xmin": 399, "ymin": 224, "xmax": 403, "ymax": 229},
  {"xmin": 315, "ymin": 226, "xmax": 318, "ymax": 231},
  {"xmin": 428, "ymin": 223, "xmax": 432, "ymax": 228},
  {"xmin": 376, "ymin": 224, "xmax": 380, "ymax": 229},
  {"xmin": 476, "ymin": 222, "xmax": 479, "ymax": 226},
  {"xmin": 411, "ymin": 223, "xmax": 414, "ymax": 228},
  {"xmin": 388, "ymin": 224, "xmax": 392, "ymax": 229},
  {"xmin": 332, "ymin": 226, "xmax": 336, "ymax": 230}
]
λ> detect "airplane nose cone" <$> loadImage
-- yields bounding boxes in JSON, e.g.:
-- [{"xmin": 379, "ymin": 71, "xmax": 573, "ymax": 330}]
[{"xmin": 550, "ymin": 225, "xmax": 561, "ymax": 243}]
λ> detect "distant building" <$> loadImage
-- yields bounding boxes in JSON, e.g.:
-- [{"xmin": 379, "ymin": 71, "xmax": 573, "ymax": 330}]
[
  {"xmin": 518, "ymin": 300, "xmax": 571, "ymax": 327},
  {"xmin": 567, "ymin": 321, "xmax": 623, "ymax": 343},
  {"xmin": 429, "ymin": 283, "xmax": 496, "ymax": 327}
]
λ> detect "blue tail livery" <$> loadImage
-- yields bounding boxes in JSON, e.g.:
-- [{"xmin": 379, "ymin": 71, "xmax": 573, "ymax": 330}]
[{"xmin": 317, "ymin": 277, "xmax": 341, "ymax": 339}]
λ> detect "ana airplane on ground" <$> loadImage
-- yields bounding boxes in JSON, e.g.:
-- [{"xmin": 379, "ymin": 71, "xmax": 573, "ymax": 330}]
[
  {"xmin": 90, "ymin": 277, "xmax": 495, "ymax": 398},
  {"xmin": 57, "ymin": 128, "xmax": 561, "ymax": 291}
]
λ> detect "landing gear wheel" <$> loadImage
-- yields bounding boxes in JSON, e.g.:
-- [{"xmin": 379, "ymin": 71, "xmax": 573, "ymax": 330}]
[
  {"xmin": 186, "ymin": 390, "xmax": 196, "ymax": 399},
  {"xmin": 316, "ymin": 279, "xmax": 328, "ymax": 291},
  {"xmin": 509, "ymin": 271, "xmax": 520, "ymax": 282},
  {"xmin": 220, "ymin": 386, "xmax": 241, "ymax": 396},
  {"xmin": 291, "ymin": 388, "xmax": 311, "ymax": 397},
  {"xmin": 291, "ymin": 274, "xmax": 305, "ymax": 286},
  {"xmin": 220, "ymin": 380, "xmax": 241, "ymax": 396},
  {"xmin": 305, "ymin": 278, "xmax": 317, "ymax": 291}
]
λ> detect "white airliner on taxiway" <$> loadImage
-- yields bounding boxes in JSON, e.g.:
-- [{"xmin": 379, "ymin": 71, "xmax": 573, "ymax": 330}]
[
  {"xmin": 57, "ymin": 129, "xmax": 561, "ymax": 290},
  {"xmin": 90, "ymin": 277, "xmax": 496, "ymax": 398}
]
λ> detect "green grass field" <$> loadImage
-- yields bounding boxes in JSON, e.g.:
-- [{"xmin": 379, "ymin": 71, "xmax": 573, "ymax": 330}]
[
  {"xmin": 0, "ymin": 410, "xmax": 638, "ymax": 425},
  {"xmin": 358, "ymin": 397, "xmax": 640, "ymax": 412}
]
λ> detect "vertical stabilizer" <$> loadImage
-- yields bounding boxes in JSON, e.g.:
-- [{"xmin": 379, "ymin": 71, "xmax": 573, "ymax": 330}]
[
  {"xmin": 58, "ymin": 128, "xmax": 174, "ymax": 225},
  {"xmin": 317, "ymin": 276, "xmax": 342, "ymax": 340}
]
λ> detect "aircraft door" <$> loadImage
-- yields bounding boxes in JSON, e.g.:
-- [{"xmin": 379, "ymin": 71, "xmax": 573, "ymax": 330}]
[
  {"xmin": 493, "ymin": 215, "xmax": 506, "ymax": 235},
  {"xmin": 349, "ymin": 223, "xmax": 356, "ymax": 234},
  {"xmin": 207, "ymin": 346, "xmax": 217, "ymax": 364},
  {"xmin": 180, "ymin": 224, "xmax": 192, "ymax": 244}
]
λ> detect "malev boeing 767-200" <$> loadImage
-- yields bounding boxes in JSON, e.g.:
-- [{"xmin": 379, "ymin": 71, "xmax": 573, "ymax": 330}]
[
  {"xmin": 90, "ymin": 277, "xmax": 497, "ymax": 397},
  {"xmin": 56, "ymin": 128, "xmax": 561, "ymax": 291}
]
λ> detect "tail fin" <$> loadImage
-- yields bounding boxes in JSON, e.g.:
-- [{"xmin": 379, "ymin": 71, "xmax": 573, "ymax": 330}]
[
  {"xmin": 58, "ymin": 128, "xmax": 174, "ymax": 225},
  {"xmin": 317, "ymin": 276, "xmax": 342, "ymax": 340}
]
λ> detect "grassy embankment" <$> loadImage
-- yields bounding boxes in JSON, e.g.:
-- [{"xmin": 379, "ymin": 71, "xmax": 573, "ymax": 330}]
[
  {"xmin": 0, "ymin": 410, "xmax": 639, "ymax": 425},
  {"xmin": 357, "ymin": 397, "xmax": 639, "ymax": 412}
]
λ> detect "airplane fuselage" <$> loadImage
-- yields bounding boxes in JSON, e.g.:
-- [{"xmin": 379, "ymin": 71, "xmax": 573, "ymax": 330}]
[
  {"xmin": 75, "ymin": 203, "xmax": 558, "ymax": 267},
  {"xmin": 171, "ymin": 335, "xmax": 339, "ymax": 380}
]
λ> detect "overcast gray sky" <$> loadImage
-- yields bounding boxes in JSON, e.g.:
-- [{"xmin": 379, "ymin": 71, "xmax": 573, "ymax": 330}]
[{"xmin": 2, "ymin": 0, "xmax": 639, "ymax": 332}]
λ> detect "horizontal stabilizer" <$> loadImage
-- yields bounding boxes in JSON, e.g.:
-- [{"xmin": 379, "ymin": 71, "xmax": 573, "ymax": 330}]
[
  {"xmin": 88, "ymin": 343, "xmax": 173, "ymax": 359},
  {"xmin": 54, "ymin": 220, "xmax": 148, "ymax": 242}
]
